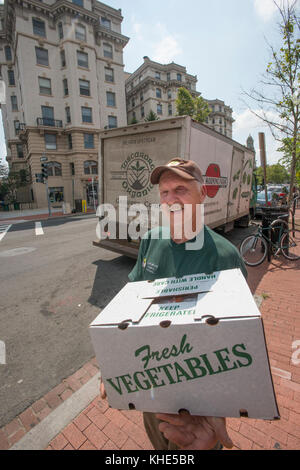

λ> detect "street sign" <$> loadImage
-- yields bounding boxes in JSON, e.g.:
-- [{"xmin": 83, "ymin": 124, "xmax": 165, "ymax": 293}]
[{"xmin": 40, "ymin": 156, "xmax": 48, "ymax": 162}]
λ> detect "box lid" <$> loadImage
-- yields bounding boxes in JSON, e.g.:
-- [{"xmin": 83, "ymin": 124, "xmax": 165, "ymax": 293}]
[{"xmin": 90, "ymin": 269, "xmax": 261, "ymax": 327}]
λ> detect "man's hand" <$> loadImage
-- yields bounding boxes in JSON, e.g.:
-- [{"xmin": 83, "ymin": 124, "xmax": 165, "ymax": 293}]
[
  {"xmin": 156, "ymin": 412, "xmax": 233, "ymax": 450},
  {"xmin": 100, "ymin": 378, "xmax": 107, "ymax": 399}
]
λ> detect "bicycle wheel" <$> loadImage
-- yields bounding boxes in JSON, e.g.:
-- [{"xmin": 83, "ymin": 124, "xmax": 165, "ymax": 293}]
[
  {"xmin": 280, "ymin": 228, "xmax": 300, "ymax": 260},
  {"xmin": 239, "ymin": 235, "xmax": 268, "ymax": 266}
]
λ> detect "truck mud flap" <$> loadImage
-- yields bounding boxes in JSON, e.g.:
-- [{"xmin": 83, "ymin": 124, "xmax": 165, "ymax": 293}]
[{"xmin": 93, "ymin": 239, "xmax": 139, "ymax": 259}]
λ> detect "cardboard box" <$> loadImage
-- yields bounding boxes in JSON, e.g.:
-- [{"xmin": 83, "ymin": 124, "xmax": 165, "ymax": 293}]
[{"xmin": 89, "ymin": 268, "xmax": 280, "ymax": 420}]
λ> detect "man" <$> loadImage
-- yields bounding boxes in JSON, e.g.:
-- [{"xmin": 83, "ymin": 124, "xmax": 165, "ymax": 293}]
[{"xmin": 101, "ymin": 158, "xmax": 247, "ymax": 450}]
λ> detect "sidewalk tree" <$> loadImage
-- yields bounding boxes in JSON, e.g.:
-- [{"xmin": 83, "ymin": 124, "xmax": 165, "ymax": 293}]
[
  {"xmin": 0, "ymin": 167, "xmax": 30, "ymax": 203},
  {"xmin": 176, "ymin": 87, "xmax": 211, "ymax": 123},
  {"xmin": 243, "ymin": 0, "xmax": 300, "ymax": 205}
]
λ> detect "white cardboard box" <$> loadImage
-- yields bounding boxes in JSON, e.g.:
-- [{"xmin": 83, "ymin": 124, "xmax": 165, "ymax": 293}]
[{"xmin": 89, "ymin": 268, "xmax": 280, "ymax": 420}]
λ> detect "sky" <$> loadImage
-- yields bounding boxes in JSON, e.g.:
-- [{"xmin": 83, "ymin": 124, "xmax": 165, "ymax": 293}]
[{"xmin": 0, "ymin": 0, "xmax": 299, "ymax": 168}]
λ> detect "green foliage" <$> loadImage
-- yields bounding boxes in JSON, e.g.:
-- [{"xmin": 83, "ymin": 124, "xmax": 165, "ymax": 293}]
[
  {"xmin": 0, "ymin": 167, "xmax": 30, "ymax": 203},
  {"xmin": 144, "ymin": 110, "xmax": 159, "ymax": 121},
  {"xmin": 175, "ymin": 87, "xmax": 211, "ymax": 123},
  {"xmin": 254, "ymin": 163, "xmax": 290, "ymax": 185}
]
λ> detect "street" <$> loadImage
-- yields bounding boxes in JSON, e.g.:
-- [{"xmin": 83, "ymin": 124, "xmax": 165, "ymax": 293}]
[{"xmin": 0, "ymin": 215, "xmax": 136, "ymax": 427}]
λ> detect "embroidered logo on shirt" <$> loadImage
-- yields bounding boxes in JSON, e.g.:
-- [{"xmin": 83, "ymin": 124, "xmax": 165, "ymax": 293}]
[{"xmin": 144, "ymin": 261, "xmax": 159, "ymax": 274}]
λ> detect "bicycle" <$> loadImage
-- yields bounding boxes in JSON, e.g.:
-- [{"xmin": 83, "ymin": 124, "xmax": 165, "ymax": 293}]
[{"xmin": 239, "ymin": 213, "xmax": 300, "ymax": 266}]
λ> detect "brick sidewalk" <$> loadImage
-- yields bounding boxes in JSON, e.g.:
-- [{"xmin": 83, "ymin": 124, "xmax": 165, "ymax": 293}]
[{"xmin": 1, "ymin": 255, "xmax": 299, "ymax": 450}]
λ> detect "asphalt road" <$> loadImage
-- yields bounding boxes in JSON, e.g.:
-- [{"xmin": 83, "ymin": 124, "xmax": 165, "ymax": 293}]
[
  {"xmin": 0, "ymin": 215, "xmax": 255, "ymax": 428},
  {"xmin": 0, "ymin": 215, "xmax": 135, "ymax": 427}
]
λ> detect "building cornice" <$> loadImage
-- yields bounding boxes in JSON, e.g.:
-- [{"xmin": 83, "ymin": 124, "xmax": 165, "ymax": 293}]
[
  {"xmin": 126, "ymin": 76, "xmax": 200, "ymax": 99},
  {"xmin": 1, "ymin": 1, "xmax": 129, "ymax": 48}
]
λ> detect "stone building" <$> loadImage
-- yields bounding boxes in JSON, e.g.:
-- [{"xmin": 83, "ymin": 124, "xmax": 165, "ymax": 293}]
[
  {"xmin": 0, "ymin": 0, "xmax": 129, "ymax": 208},
  {"xmin": 125, "ymin": 56, "xmax": 234, "ymax": 139}
]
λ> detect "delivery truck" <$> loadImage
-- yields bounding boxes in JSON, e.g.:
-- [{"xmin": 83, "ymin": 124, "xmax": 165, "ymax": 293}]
[{"xmin": 93, "ymin": 116, "xmax": 256, "ymax": 258}]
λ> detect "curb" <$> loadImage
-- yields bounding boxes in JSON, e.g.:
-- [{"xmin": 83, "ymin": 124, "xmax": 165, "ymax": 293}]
[{"xmin": 10, "ymin": 373, "xmax": 100, "ymax": 450}]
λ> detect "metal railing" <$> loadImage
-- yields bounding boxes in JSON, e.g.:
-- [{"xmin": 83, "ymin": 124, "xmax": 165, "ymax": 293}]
[{"xmin": 37, "ymin": 117, "xmax": 63, "ymax": 128}]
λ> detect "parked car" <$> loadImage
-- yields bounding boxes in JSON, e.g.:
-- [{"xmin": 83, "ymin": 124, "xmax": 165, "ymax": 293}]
[{"xmin": 255, "ymin": 190, "xmax": 276, "ymax": 216}]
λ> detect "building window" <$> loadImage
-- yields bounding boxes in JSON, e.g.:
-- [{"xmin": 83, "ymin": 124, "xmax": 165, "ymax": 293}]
[
  {"xmin": 84, "ymin": 133, "xmax": 94, "ymax": 149},
  {"xmin": 32, "ymin": 18, "xmax": 46, "ymax": 37},
  {"xmin": 77, "ymin": 50, "xmax": 88, "ymax": 68},
  {"xmin": 47, "ymin": 162, "xmax": 62, "ymax": 177},
  {"xmin": 167, "ymin": 89, "xmax": 172, "ymax": 99},
  {"xmin": 39, "ymin": 77, "xmax": 51, "ymax": 95},
  {"xmin": 168, "ymin": 104, "xmax": 172, "ymax": 116},
  {"xmin": 132, "ymin": 111, "xmax": 136, "ymax": 120},
  {"xmin": 140, "ymin": 92, "xmax": 144, "ymax": 102},
  {"xmin": 60, "ymin": 50, "xmax": 66, "ymax": 67},
  {"xmin": 105, "ymin": 67, "xmax": 114, "ymax": 82},
  {"xmin": 157, "ymin": 104, "xmax": 162, "ymax": 115},
  {"xmin": 11, "ymin": 95, "xmax": 18, "ymax": 111},
  {"xmin": 68, "ymin": 134, "xmax": 73, "ymax": 149},
  {"xmin": 72, "ymin": 0, "xmax": 84, "ymax": 7},
  {"xmin": 156, "ymin": 88, "xmax": 161, "ymax": 98},
  {"xmin": 35, "ymin": 47, "xmax": 49, "ymax": 66},
  {"xmin": 167, "ymin": 72, "xmax": 170, "ymax": 81},
  {"xmin": 49, "ymin": 187, "xmax": 64, "ymax": 202},
  {"xmin": 108, "ymin": 115, "xmax": 117, "ymax": 128},
  {"xmin": 155, "ymin": 71, "xmax": 161, "ymax": 79},
  {"xmin": 177, "ymin": 73, "xmax": 182, "ymax": 82},
  {"xmin": 63, "ymin": 78, "xmax": 69, "ymax": 96},
  {"xmin": 8, "ymin": 70, "xmax": 15, "ymax": 86},
  {"xmin": 58, "ymin": 22, "xmax": 64, "ymax": 39},
  {"xmin": 84, "ymin": 160, "xmax": 98, "ymax": 175},
  {"xmin": 101, "ymin": 17, "xmax": 111, "ymax": 29},
  {"xmin": 5, "ymin": 46, "xmax": 12, "ymax": 61},
  {"xmin": 14, "ymin": 120, "xmax": 20, "ymax": 134},
  {"xmin": 131, "ymin": 98, "xmax": 135, "ymax": 108},
  {"xmin": 103, "ymin": 43, "xmax": 113, "ymax": 59},
  {"xmin": 16, "ymin": 144, "xmax": 24, "ymax": 158},
  {"xmin": 42, "ymin": 106, "xmax": 54, "ymax": 125},
  {"xmin": 79, "ymin": 79, "xmax": 90, "ymax": 96},
  {"xmin": 106, "ymin": 91, "xmax": 116, "ymax": 107},
  {"xmin": 70, "ymin": 162, "xmax": 75, "ymax": 175},
  {"xmin": 141, "ymin": 106, "xmax": 145, "ymax": 118},
  {"xmin": 45, "ymin": 134, "xmax": 57, "ymax": 150},
  {"xmin": 81, "ymin": 106, "xmax": 92, "ymax": 123},
  {"xmin": 65, "ymin": 106, "xmax": 71, "ymax": 123},
  {"xmin": 75, "ymin": 24, "xmax": 86, "ymax": 42}
]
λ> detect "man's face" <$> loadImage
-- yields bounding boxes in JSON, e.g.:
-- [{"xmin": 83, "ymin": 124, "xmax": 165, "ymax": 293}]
[{"xmin": 158, "ymin": 170, "xmax": 206, "ymax": 241}]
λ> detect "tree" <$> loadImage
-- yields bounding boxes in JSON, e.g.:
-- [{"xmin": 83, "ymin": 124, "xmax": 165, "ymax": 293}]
[
  {"xmin": 244, "ymin": 0, "xmax": 300, "ymax": 205},
  {"xmin": 278, "ymin": 136, "xmax": 300, "ymax": 185},
  {"xmin": 0, "ymin": 165, "xmax": 30, "ymax": 203},
  {"xmin": 176, "ymin": 87, "xmax": 211, "ymax": 123},
  {"xmin": 254, "ymin": 163, "xmax": 290, "ymax": 185},
  {"xmin": 144, "ymin": 110, "xmax": 159, "ymax": 121}
]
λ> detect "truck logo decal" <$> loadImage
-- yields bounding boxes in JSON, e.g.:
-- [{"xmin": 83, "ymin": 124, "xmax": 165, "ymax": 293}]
[
  {"xmin": 204, "ymin": 164, "xmax": 228, "ymax": 198},
  {"xmin": 111, "ymin": 152, "xmax": 155, "ymax": 198}
]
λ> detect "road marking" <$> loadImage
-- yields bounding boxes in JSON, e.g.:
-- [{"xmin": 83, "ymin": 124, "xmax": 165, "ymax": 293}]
[
  {"xmin": 35, "ymin": 222, "xmax": 44, "ymax": 236},
  {"xmin": 0, "ymin": 224, "xmax": 12, "ymax": 242}
]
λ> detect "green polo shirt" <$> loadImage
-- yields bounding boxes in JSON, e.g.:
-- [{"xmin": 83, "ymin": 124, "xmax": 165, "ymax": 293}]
[{"xmin": 128, "ymin": 225, "xmax": 248, "ymax": 282}]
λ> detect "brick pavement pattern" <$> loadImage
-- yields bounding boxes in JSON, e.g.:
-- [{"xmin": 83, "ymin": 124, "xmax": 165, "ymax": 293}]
[{"xmin": 1, "ymin": 215, "xmax": 300, "ymax": 450}]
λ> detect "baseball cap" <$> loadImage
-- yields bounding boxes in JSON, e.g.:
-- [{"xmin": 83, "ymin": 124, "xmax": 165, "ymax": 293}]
[{"xmin": 150, "ymin": 158, "xmax": 204, "ymax": 185}]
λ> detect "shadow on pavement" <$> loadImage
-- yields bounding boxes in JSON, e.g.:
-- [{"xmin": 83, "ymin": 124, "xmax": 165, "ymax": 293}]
[{"xmin": 88, "ymin": 255, "xmax": 136, "ymax": 309}]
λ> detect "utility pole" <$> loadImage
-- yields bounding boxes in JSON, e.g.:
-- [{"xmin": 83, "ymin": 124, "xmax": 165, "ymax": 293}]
[{"xmin": 258, "ymin": 133, "xmax": 268, "ymax": 204}]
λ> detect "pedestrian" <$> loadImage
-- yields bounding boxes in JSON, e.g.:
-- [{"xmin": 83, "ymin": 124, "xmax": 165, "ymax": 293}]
[{"xmin": 100, "ymin": 158, "xmax": 247, "ymax": 450}]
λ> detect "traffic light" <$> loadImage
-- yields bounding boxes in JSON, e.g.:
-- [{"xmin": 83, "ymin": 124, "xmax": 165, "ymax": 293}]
[
  {"xmin": 35, "ymin": 173, "xmax": 44, "ymax": 183},
  {"xmin": 41, "ymin": 163, "xmax": 48, "ymax": 180}
]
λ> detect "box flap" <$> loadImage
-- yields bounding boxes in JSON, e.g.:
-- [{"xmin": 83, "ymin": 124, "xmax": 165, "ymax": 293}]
[
  {"xmin": 90, "ymin": 282, "xmax": 153, "ymax": 326},
  {"xmin": 139, "ymin": 271, "xmax": 220, "ymax": 298}
]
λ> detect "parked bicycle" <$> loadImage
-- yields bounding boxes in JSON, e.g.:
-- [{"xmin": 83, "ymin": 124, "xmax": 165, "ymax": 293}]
[{"xmin": 239, "ymin": 212, "xmax": 300, "ymax": 266}]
